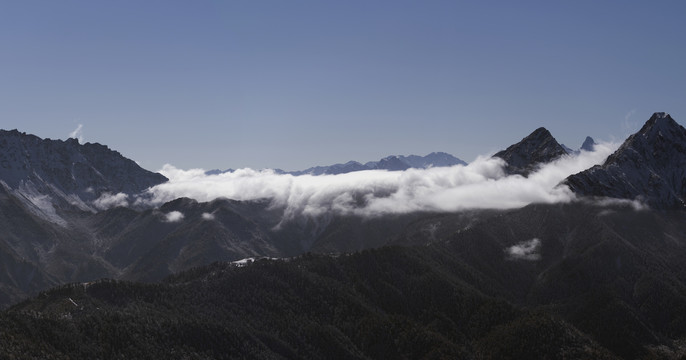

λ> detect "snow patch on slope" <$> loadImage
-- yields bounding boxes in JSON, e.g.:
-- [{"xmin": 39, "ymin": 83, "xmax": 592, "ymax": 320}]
[{"xmin": 12, "ymin": 181, "xmax": 67, "ymax": 226}]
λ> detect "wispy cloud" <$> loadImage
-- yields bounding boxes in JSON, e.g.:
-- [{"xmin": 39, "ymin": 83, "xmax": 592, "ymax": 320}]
[
  {"xmin": 69, "ymin": 124, "xmax": 84, "ymax": 143},
  {"xmin": 93, "ymin": 192, "xmax": 129, "ymax": 210},
  {"xmin": 622, "ymin": 109, "xmax": 638, "ymax": 136},
  {"xmin": 139, "ymin": 142, "xmax": 616, "ymax": 220},
  {"xmin": 585, "ymin": 197, "xmax": 648, "ymax": 211},
  {"xmin": 506, "ymin": 238, "xmax": 541, "ymax": 261}
]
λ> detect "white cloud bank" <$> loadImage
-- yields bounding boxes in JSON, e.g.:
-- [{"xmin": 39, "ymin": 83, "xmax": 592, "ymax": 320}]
[{"xmin": 139, "ymin": 142, "xmax": 616, "ymax": 220}]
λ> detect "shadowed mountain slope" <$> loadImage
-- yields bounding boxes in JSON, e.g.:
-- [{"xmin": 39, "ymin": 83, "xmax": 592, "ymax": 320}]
[
  {"xmin": 7, "ymin": 202, "xmax": 686, "ymax": 358},
  {"xmin": 565, "ymin": 112, "xmax": 686, "ymax": 209},
  {"xmin": 0, "ymin": 130, "xmax": 167, "ymax": 205}
]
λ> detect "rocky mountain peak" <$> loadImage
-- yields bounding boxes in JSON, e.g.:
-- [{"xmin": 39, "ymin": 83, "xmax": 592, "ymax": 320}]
[
  {"xmin": 580, "ymin": 136, "xmax": 596, "ymax": 152},
  {"xmin": 493, "ymin": 127, "xmax": 567, "ymax": 176},
  {"xmin": 530, "ymin": 127, "xmax": 552, "ymax": 138},
  {"xmin": 565, "ymin": 112, "xmax": 686, "ymax": 208},
  {"xmin": 603, "ymin": 112, "xmax": 685, "ymax": 167},
  {"xmin": 636, "ymin": 112, "xmax": 680, "ymax": 141}
]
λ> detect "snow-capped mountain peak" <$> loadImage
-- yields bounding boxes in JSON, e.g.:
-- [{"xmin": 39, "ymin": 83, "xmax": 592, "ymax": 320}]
[{"xmin": 565, "ymin": 112, "xmax": 686, "ymax": 208}]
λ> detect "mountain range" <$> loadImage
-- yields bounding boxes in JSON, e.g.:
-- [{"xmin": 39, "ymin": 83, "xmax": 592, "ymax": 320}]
[
  {"xmin": 289, "ymin": 152, "xmax": 469, "ymax": 175},
  {"xmin": 1, "ymin": 112, "xmax": 686, "ymax": 358},
  {"xmin": 207, "ymin": 151, "xmax": 468, "ymax": 176},
  {"xmin": 209, "ymin": 136, "xmax": 598, "ymax": 177}
]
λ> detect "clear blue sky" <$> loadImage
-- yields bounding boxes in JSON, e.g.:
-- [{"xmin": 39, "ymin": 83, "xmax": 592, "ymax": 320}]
[{"xmin": 1, "ymin": 1, "xmax": 684, "ymax": 171}]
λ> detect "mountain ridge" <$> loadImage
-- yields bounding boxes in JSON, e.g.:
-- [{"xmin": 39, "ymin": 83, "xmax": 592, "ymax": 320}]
[
  {"xmin": 5, "ymin": 201, "xmax": 686, "ymax": 359},
  {"xmin": 0, "ymin": 129, "xmax": 167, "ymax": 218},
  {"xmin": 207, "ymin": 151, "xmax": 468, "ymax": 176},
  {"xmin": 3, "ymin": 114, "xmax": 686, "ymax": 358},
  {"xmin": 565, "ymin": 112, "xmax": 686, "ymax": 209}
]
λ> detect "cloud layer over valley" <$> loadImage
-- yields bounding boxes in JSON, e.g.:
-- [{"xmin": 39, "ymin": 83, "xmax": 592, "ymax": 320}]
[{"xmin": 126, "ymin": 143, "xmax": 617, "ymax": 219}]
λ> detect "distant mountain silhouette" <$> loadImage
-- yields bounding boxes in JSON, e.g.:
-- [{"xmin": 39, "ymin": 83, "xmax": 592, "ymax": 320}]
[
  {"xmin": 208, "ymin": 152, "xmax": 468, "ymax": 176},
  {"xmin": 580, "ymin": 136, "xmax": 596, "ymax": 152}
]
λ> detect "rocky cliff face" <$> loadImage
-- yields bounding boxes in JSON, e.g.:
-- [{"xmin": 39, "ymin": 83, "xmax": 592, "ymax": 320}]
[
  {"xmin": 565, "ymin": 112, "xmax": 686, "ymax": 209},
  {"xmin": 0, "ymin": 130, "xmax": 167, "ymax": 218}
]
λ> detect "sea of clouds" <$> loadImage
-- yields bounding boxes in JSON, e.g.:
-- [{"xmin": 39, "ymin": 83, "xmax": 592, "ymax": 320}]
[{"xmin": 100, "ymin": 142, "xmax": 617, "ymax": 220}]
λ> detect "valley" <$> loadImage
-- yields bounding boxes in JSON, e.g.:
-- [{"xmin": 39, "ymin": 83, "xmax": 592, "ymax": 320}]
[{"xmin": 2, "ymin": 113, "xmax": 686, "ymax": 358}]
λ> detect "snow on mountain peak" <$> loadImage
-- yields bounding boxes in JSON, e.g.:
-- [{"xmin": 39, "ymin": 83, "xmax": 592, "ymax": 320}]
[
  {"xmin": 639, "ymin": 112, "xmax": 677, "ymax": 137},
  {"xmin": 565, "ymin": 112, "xmax": 686, "ymax": 208},
  {"xmin": 650, "ymin": 111, "xmax": 670, "ymax": 119}
]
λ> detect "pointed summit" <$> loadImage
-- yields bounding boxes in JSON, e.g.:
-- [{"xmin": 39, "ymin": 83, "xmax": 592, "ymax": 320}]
[
  {"xmin": 565, "ymin": 112, "xmax": 686, "ymax": 208},
  {"xmin": 635, "ymin": 112, "xmax": 680, "ymax": 140},
  {"xmin": 494, "ymin": 127, "xmax": 567, "ymax": 176},
  {"xmin": 602, "ymin": 112, "xmax": 684, "ymax": 169},
  {"xmin": 580, "ymin": 136, "xmax": 596, "ymax": 152}
]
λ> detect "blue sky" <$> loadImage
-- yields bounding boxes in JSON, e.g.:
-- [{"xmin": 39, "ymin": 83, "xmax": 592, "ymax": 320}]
[{"xmin": 1, "ymin": 1, "xmax": 684, "ymax": 171}]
